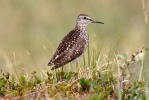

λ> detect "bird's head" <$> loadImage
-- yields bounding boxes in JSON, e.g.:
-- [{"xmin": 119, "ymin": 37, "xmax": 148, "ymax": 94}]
[{"xmin": 76, "ymin": 14, "xmax": 104, "ymax": 27}]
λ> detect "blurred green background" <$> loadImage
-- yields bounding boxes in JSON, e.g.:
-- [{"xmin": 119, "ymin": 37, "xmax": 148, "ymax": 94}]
[{"xmin": 0, "ymin": 0, "xmax": 146, "ymax": 75}]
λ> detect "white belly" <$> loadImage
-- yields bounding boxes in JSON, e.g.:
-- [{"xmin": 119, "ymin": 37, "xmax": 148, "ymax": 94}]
[{"xmin": 72, "ymin": 42, "xmax": 88, "ymax": 63}]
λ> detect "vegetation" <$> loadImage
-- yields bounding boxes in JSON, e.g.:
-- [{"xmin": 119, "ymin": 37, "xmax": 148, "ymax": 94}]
[
  {"xmin": 0, "ymin": 0, "xmax": 149, "ymax": 100},
  {"xmin": 0, "ymin": 45, "xmax": 148, "ymax": 99}
]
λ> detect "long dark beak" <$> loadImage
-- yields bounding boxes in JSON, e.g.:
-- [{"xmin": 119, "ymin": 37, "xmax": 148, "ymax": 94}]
[{"xmin": 91, "ymin": 19, "xmax": 104, "ymax": 24}]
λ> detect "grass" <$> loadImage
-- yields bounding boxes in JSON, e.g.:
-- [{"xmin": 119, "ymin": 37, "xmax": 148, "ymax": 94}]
[
  {"xmin": 142, "ymin": 0, "xmax": 149, "ymax": 99},
  {"xmin": 0, "ymin": 42, "xmax": 148, "ymax": 99},
  {"xmin": 0, "ymin": 0, "xmax": 149, "ymax": 100}
]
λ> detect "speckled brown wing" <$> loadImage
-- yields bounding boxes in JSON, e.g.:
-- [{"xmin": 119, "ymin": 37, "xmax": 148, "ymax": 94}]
[{"xmin": 48, "ymin": 29, "xmax": 88, "ymax": 70}]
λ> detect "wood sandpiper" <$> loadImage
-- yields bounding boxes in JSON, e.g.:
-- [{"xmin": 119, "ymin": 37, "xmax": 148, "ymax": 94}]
[{"xmin": 48, "ymin": 14, "xmax": 104, "ymax": 71}]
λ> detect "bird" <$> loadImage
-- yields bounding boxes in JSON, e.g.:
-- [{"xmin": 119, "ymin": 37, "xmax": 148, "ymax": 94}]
[{"xmin": 48, "ymin": 14, "xmax": 104, "ymax": 71}]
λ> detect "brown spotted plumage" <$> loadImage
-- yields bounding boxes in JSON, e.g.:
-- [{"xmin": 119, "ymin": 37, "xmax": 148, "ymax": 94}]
[{"xmin": 48, "ymin": 14, "xmax": 104, "ymax": 70}]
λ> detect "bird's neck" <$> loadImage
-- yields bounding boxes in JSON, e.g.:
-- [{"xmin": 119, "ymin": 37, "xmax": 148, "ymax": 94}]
[{"xmin": 75, "ymin": 24, "xmax": 86, "ymax": 31}]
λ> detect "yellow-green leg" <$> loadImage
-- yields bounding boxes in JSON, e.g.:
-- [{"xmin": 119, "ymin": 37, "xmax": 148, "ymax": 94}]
[
  {"xmin": 60, "ymin": 66, "xmax": 63, "ymax": 81},
  {"xmin": 76, "ymin": 63, "xmax": 79, "ymax": 77}
]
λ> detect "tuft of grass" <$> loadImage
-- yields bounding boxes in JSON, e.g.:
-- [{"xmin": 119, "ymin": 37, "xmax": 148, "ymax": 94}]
[
  {"xmin": 0, "ymin": 42, "xmax": 149, "ymax": 99},
  {"xmin": 142, "ymin": 0, "xmax": 149, "ymax": 99}
]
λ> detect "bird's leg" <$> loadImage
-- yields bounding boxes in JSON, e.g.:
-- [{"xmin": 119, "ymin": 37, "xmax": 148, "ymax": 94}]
[
  {"xmin": 76, "ymin": 63, "xmax": 79, "ymax": 77},
  {"xmin": 60, "ymin": 66, "xmax": 64, "ymax": 81}
]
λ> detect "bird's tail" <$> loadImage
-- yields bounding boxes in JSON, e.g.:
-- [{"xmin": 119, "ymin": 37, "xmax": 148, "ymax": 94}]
[
  {"xmin": 48, "ymin": 61, "xmax": 53, "ymax": 66},
  {"xmin": 51, "ymin": 65, "xmax": 60, "ymax": 70}
]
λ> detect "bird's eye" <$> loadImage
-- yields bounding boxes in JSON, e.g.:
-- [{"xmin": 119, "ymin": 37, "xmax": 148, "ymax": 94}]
[{"xmin": 84, "ymin": 17, "xmax": 86, "ymax": 19}]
